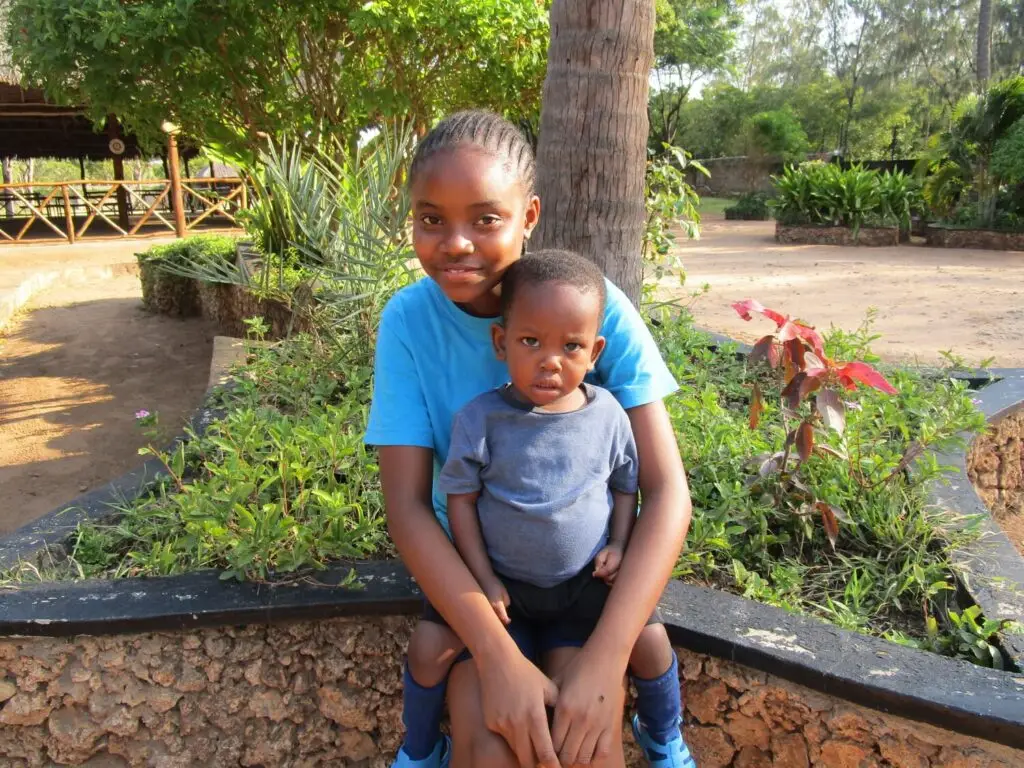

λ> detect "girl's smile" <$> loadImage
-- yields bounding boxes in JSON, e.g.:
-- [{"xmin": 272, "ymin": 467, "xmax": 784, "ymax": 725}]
[{"xmin": 411, "ymin": 145, "xmax": 540, "ymax": 317}]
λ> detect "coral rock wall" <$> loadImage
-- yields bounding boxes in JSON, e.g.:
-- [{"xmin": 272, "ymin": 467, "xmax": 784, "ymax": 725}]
[{"xmin": 1, "ymin": 617, "xmax": 1021, "ymax": 766}]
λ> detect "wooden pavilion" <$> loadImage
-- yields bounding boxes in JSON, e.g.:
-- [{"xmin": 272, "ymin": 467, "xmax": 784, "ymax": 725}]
[{"xmin": 0, "ymin": 79, "xmax": 244, "ymax": 244}]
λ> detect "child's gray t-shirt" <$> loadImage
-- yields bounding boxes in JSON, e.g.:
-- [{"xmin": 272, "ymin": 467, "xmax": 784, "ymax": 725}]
[{"xmin": 438, "ymin": 383, "xmax": 639, "ymax": 588}]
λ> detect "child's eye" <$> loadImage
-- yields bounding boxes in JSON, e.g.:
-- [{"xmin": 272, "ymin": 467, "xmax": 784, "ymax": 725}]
[
  {"xmin": 478, "ymin": 214, "xmax": 502, "ymax": 227},
  {"xmin": 564, "ymin": 342, "xmax": 583, "ymax": 352},
  {"xmin": 420, "ymin": 215, "xmax": 442, "ymax": 226},
  {"xmin": 520, "ymin": 337, "xmax": 540, "ymax": 348}
]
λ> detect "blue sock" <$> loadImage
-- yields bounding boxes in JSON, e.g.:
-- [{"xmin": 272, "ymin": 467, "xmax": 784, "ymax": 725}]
[
  {"xmin": 401, "ymin": 663, "xmax": 447, "ymax": 760},
  {"xmin": 631, "ymin": 653, "xmax": 682, "ymax": 745}
]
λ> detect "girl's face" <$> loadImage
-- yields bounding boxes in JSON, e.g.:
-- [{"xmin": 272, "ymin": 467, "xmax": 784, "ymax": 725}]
[{"xmin": 411, "ymin": 146, "xmax": 540, "ymax": 317}]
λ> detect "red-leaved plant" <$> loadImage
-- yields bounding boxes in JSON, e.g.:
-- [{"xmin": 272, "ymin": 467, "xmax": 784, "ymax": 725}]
[{"xmin": 733, "ymin": 299, "xmax": 900, "ymax": 548}]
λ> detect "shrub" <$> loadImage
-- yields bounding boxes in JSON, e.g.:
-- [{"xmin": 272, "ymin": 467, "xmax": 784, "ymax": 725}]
[
  {"xmin": 771, "ymin": 163, "xmax": 919, "ymax": 234},
  {"xmin": 136, "ymin": 235, "xmax": 238, "ymax": 316},
  {"xmin": 724, "ymin": 192, "xmax": 772, "ymax": 221},
  {"xmin": 742, "ymin": 108, "xmax": 810, "ymax": 164}
]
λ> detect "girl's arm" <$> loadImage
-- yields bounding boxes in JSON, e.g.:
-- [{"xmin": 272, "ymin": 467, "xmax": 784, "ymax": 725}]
[
  {"xmin": 551, "ymin": 400, "xmax": 691, "ymax": 764},
  {"xmin": 379, "ymin": 445, "xmax": 560, "ymax": 768}
]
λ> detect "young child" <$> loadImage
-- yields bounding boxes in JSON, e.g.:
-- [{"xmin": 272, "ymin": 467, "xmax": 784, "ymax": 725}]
[
  {"xmin": 391, "ymin": 253, "xmax": 694, "ymax": 768},
  {"xmin": 366, "ymin": 110, "xmax": 693, "ymax": 768}
]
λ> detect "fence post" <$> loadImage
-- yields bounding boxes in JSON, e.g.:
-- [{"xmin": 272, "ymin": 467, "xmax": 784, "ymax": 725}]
[
  {"xmin": 167, "ymin": 133, "xmax": 186, "ymax": 238},
  {"xmin": 61, "ymin": 184, "xmax": 75, "ymax": 244}
]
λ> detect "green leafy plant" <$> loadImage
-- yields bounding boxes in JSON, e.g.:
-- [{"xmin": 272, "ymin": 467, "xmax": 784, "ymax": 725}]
[
  {"xmin": 136, "ymin": 235, "xmax": 238, "ymax": 316},
  {"xmin": 642, "ymin": 144, "xmax": 708, "ymax": 284},
  {"xmin": 724, "ymin": 192, "xmax": 772, "ymax": 221}
]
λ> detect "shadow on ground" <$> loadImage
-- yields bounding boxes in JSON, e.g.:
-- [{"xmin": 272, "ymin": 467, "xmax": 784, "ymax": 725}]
[{"xmin": 0, "ymin": 277, "xmax": 216, "ymax": 535}]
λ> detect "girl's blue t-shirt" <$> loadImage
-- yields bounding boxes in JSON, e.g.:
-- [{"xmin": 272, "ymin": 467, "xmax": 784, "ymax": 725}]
[{"xmin": 364, "ymin": 276, "xmax": 678, "ymax": 530}]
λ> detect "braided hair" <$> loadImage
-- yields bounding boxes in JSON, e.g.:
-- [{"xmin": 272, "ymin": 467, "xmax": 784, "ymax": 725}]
[
  {"xmin": 409, "ymin": 110, "xmax": 536, "ymax": 194},
  {"xmin": 501, "ymin": 250, "xmax": 607, "ymax": 324}
]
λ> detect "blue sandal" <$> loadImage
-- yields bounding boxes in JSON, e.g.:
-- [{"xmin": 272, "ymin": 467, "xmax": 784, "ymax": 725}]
[{"xmin": 632, "ymin": 714, "xmax": 697, "ymax": 768}]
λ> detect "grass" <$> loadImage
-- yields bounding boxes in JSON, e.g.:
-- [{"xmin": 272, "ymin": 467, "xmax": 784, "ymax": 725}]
[{"xmin": 697, "ymin": 196, "xmax": 734, "ymax": 218}]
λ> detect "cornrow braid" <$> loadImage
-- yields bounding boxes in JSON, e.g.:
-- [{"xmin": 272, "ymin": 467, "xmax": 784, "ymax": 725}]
[{"xmin": 409, "ymin": 110, "xmax": 537, "ymax": 195}]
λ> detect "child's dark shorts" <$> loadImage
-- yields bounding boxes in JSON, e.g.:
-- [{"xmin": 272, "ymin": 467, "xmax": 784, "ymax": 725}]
[{"xmin": 422, "ymin": 560, "xmax": 664, "ymax": 663}]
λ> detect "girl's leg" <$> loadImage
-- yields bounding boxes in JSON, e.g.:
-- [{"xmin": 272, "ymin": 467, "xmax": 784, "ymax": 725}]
[
  {"xmin": 447, "ymin": 660, "xmax": 520, "ymax": 768},
  {"xmin": 543, "ymin": 646, "xmax": 626, "ymax": 768}
]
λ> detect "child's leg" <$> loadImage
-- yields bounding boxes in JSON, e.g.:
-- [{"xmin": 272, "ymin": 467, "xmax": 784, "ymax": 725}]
[
  {"xmin": 629, "ymin": 623, "xmax": 687, "ymax": 749},
  {"xmin": 399, "ymin": 618, "xmax": 465, "ymax": 763}
]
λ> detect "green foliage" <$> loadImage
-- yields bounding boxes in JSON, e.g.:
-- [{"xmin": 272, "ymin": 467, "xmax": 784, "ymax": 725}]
[
  {"xmin": 164, "ymin": 126, "xmax": 416, "ymax": 364},
  {"xmin": 8, "ymin": 0, "xmax": 549, "ymax": 162},
  {"xmin": 23, "ymin": 334, "xmax": 389, "ymax": 582},
  {"xmin": 724, "ymin": 192, "xmax": 772, "ymax": 221},
  {"xmin": 136, "ymin": 235, "xmax": 237, "ymax": 316},
  {"xmin": 991, "ymin": 118, "xmax": 1024, "ymax": 186},
  {"xmin": 771, "ymin": 163, "xmax": 919, "ymax": 234},
  {"xmin": 922, "ymin": 76, "xmax": 1024, "ymax": 228},
  {"xmin": 642, "ymin": 145, "xmax": 707, "ymax": 283},
  {"xmin": 742, "ymin": 109, "xmax": 810, "ymax": 163},
  {"xmin": 650, "ymin": 308, "xmax": 990, "ymax": 662}
]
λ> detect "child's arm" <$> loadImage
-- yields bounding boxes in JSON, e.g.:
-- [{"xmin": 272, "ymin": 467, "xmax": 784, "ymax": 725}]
[
  {"xmin": 592, "ymin": 489, "xmax": 637, "ymax": 584},
  {"xmin": 449, "ymin": 491, "xmax": 512, "ymax": 625}
]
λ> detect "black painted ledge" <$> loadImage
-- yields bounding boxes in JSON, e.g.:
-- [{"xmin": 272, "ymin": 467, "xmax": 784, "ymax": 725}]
[
  {"xmin": 2, "ymin": 561, "xmax": 1024, "ymax": 750},
  {"xmin": 927, "ymin": 375, "xmax": 1024, "ymax": 669}
]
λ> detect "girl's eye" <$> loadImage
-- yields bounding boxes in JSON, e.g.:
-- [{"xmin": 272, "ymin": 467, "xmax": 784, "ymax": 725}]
[
  {"xmin": 478, "ymin": 214, "xmax": 502, "ymax": 227},
  {"xmin": 420, "ymin": 215, "xmax": 442, "ymax": 226},
  {"xmin": 521, "ymin": 337, "xmax": 540, "ymax": 348},
  {"xmin": 565, "ymin": 342, "xmax": 583, "ymax": 352}
]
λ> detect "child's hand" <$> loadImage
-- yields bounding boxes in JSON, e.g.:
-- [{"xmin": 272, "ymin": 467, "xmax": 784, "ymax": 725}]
[
  {"xmin": 592, "ymin": 542, "xmax": 625, "ymax": 585},
  {"xmin": 483, "ymin": 578, "xmax": 512, "ymax": 625}
]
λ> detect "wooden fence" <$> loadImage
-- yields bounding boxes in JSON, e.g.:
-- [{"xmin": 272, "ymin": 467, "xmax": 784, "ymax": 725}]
[{"xmin": 0, "ymin": 177, "xmax": 246, "ymax": 244}]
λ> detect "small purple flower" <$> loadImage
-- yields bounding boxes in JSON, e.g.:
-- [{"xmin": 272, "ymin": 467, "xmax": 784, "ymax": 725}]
[
  {"xmin": 971, "ymin": 398, "xmax": 982, "ymax": 405},
  {"xmin": 844, "ymin": 401, "xmax": 862, "ymax": 411},
  {"xmin": 135, "ymin": 409, "xmax": 151, "ymax": 420}
]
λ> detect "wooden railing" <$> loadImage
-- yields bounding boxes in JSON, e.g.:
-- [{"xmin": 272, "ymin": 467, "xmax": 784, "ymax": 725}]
[{"xmin": 0, "ymin": 177, "xmax": 247, "ymax": 244}]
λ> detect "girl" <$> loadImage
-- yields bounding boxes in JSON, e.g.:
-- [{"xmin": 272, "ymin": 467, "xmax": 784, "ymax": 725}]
[{"xmin": 366, "ymin": 110, "xmax": 693, "ymax": 768}]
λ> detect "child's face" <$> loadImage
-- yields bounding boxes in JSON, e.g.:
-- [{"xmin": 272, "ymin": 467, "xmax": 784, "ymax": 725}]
[
  {"xmin": 411, "ymin": 146, "xmax": 540, "ymax": 317},
  {"xmin": 492, "ymin": 282, "xmax": 606, "ymax": 408}
]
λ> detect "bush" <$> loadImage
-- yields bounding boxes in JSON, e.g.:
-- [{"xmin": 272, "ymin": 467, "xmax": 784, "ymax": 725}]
[
  {"xmin": 742, "ymin": 108, "xmax": 810, "ymax": 164},
  {"xmin": 136, "ymin": 235, "xmax": 238, "ymax": 316},
  {"xmin": 771, "ymin": 163, "xmax": 920, "ymax": 234},
  {"xmin": 724, "ymin": 192, "xmax": 772, "ymax": 220}
]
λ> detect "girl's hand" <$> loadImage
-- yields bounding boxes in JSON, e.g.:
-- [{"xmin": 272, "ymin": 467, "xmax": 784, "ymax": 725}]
[
  {"xmin": 477, "ymin": 650, "xmax": 561, "ymax": 768},
  {"xmin": 551, "ymin": 645, "xmax": 625, "ymax": 767},
  {"xmin": 483, "ymin": 578, "xmax": 512, "ymax": 625},
  {"xmin": 592, "ymin": 543, "xmax": 625, "ymax": 585}
]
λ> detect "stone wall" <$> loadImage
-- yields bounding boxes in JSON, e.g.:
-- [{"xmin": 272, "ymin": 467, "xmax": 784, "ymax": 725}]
[
  {"xmin": 925, "ymin": 227, "xmax": 1024, "ymax": 251},
  {"xmin": 2, "ymin": 616, "xmax": 1022, "ymax": 767},
  {"xmin": 969, "ymin": 408, "xmax": 1024, "ymax": 557},
  {"xmin": 685, "ymin": 157, "xmax": 783, "ymax": 197},
  {"xmin": 775, "ymin": 224, "xmax": 900, "ymax": 247}
]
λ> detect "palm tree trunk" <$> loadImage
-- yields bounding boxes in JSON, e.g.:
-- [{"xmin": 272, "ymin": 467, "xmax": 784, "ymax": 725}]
[
  {"xmin": 533, "ymin": 0, "xmax": 656, "ymax": 306},
  {"xmin": 977, "ymin": 0, "xmax": 992, "ymax": 87}
]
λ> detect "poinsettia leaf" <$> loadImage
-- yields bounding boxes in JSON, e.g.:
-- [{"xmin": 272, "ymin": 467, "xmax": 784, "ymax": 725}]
[
  {"xmin": 835, "ymin": 362, "xmax": 898, "ymax": 394},
  {"xmin": 784, "ymin": 337, "xmax": 806, "ymax": 370},
  {"xmin": 796, "ymin": 421, "xmax": 814, "ymax": 463},
  {"xmin": 815, "ymin": 501, "xmax": 840, "ymax": 549},
  {"xmin": 749, "ymin": 335, "xmax": 776, "ymax": 366},
  {"xmin": 799, "ymin": 374, "xmax": 822, "ymax": 400},
  {"xmin": 781, "ymin": 372, "xmax": 807, "ymax": 408},
  {"xmin": 795, "ymin": 323, "xmax": 826, "ymax": 357},
  {"xmin": 731, "ymin": 298, "xmax": 788, "ymax": 326},
  {"xmin": 758, "ymin": 451, "xmax": 786, "ymax": 477},
  {"xmin": 749, "ymin": 382, "xmax": 763, "ymax": 429},
  {"xmin": 804, "ymin": 351, "xmax": 825, "ymax": 370},
  {"xmin": 817, "ymin": 389, "xmax": 846, "ymax": 435}
]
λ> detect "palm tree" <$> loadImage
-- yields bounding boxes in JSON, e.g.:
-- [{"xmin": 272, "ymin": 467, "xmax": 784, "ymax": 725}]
[
  {"xmin": 532, "ymin": 0, "xmax": 656, "ymax": 306},
  {"xmin": 977, "ymin": 0, "xmax": 992, "ymax": 87}
]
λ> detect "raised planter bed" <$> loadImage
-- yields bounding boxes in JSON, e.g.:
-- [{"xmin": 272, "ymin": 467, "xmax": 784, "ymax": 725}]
[
  {"xmin": 925, "ymin": 225, "xmax": 1024, "ymax": 251},
  {"xmin": 775, "ymin": 222, "xmax": 900, "ymax": 247},
  {"xmin": 724, "ymin": 208, "xmax": 770, "ymax": 221},
  {"xmin": 3, "ymin": 346, "xmax": 1024, "ymax": 766}
]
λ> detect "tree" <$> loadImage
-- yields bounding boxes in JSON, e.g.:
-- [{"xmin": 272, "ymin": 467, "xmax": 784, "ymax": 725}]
[
  {"xmin": 742, "ymin": 109, "xmax": 810, "ymax": 163},
  {"xmin": 533, "ymin": 0, "xmax": 656, "ymax": 305},
  {"xmin": 8, "ymin": 0, "xmax": 550, "ymax": 162},
  {"xmin": 647, "ymin": 0, "xmax": 742, "ymax": 149},
  {"xmin": 977, "ymin": 0, "xmax": 993, "ymax": 86}
]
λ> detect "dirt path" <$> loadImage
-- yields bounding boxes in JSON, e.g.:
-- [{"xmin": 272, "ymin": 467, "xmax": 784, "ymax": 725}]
[
  {"xmin": 671, "ymin": 217, "xmax": 1024, "ymax": 367},
  {"xmin": 0, "ymin": 272, "xmax": 216, "ymax": 535}
]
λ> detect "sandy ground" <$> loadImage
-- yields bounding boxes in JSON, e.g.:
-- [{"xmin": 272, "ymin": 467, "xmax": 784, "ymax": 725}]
[
  {"xmin": 671, "ymin": 217, "xmax": 1024, "ymax": 367},
  {"xmin": 0, "ymin": 271, "xmax": 216, "ymax": 535}
]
